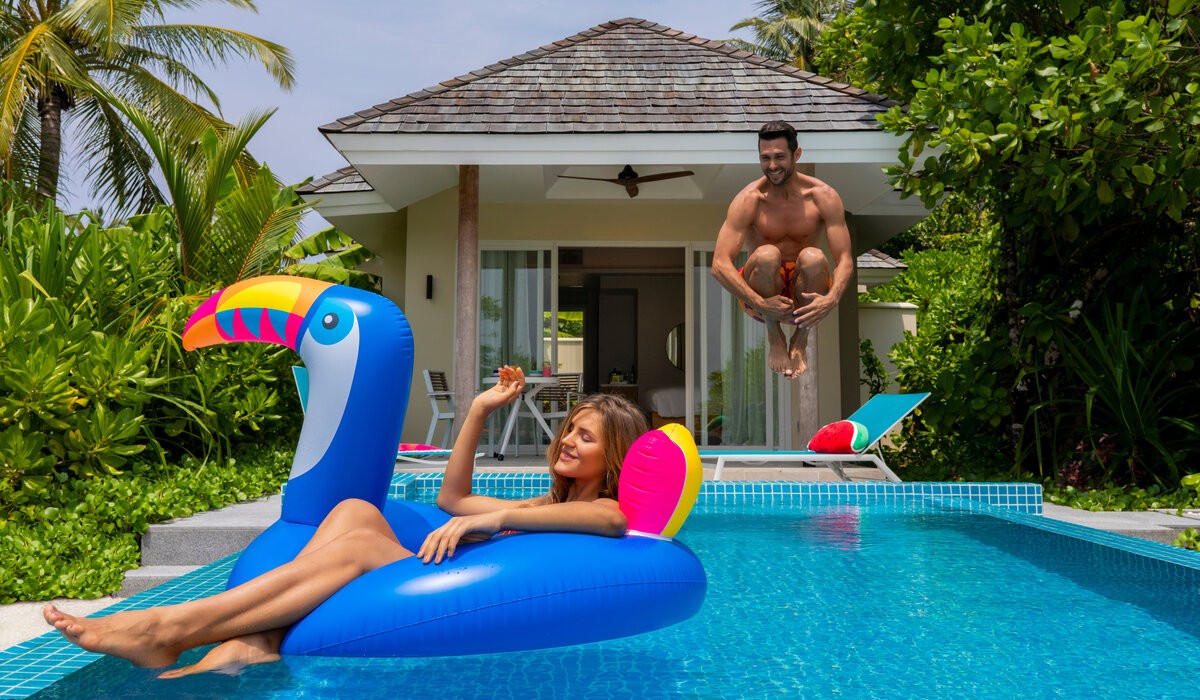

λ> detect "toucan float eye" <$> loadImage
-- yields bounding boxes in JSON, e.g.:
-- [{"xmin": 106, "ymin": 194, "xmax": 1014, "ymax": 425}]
[{"xmin": 308, "ymin": 298, "xmax": 355, "ymax": 346}]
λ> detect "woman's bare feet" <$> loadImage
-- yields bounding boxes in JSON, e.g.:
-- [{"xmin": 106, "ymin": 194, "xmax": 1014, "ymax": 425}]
[
  {"xmin": 158, "ymin": 630, "xmax": 284, "ymax": 679},
  {"xmin": 43, "ymin": 604, "xmax": 182, "ymax": 669}
]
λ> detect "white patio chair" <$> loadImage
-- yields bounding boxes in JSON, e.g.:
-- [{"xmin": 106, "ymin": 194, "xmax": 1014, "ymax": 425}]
[{"xmin": 423, "ymin": 369, "xmax": 455, "ymax": 448}]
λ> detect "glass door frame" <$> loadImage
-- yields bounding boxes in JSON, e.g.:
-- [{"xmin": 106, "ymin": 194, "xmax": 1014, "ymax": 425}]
[
  {"xmin": 690, "ymin": 243, "xmax": 792, "ymax": 450},
  {"xmin": 478, "ymin": 240, "xmax": 791, "ymax": 449}
]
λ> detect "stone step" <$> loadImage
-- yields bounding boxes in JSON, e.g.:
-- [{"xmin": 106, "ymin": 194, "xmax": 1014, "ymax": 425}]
[
  {"xmin": 138, "ymin": 496, "xmax": 281, "ymax": 566},
  {"xmin": 119, "ymin": 565, "xmax": 201, "ymax": 597},
  {"xmin": 140, "ymin": 525, "xmax": 266, "ymax": 566}
]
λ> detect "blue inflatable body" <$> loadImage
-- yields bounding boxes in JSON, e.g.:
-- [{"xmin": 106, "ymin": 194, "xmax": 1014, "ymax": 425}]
[
  {"xmin": 182, "ymin": 276, "xmax": 707, "ymax": 657},
  {"xmin": 228, "ymin": 501, "xmax": 706, "ymax": 656}
]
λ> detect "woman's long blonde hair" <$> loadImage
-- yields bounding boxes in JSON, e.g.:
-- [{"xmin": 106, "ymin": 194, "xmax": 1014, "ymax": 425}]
[{"xmin": 545, "ymin": 393, "xmax": 648, "ymax": 503}]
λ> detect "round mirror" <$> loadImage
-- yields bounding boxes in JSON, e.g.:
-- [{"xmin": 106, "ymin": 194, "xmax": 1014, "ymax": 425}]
[{"xmin": 666, "ymin": 323, "xmax": 684, "ymax": 370}]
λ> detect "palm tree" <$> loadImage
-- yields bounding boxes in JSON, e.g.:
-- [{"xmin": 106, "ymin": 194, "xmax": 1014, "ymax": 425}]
[
  {"xmin": 0, "ymin": 0, "xmax": 294, "ymax": 214},
  {"xmin": 91, "ymin": 78, "xmax": 305, "ymax": 283},
  {"xmin": 728, "ymin": 0, "xmax": 854, "ymax": 70}
]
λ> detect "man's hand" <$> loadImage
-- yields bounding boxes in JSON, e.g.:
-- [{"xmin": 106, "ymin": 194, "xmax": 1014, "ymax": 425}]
[
  {"xmin": 756, "ymin": 294, "xmax": 795, "ymax": 322},
  {"xmin": 792, "ymin": 292, "xmax": 837, "ymax": 329}
]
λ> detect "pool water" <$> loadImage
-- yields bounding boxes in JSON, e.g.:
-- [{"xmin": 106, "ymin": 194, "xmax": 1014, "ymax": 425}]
[{"xmin": 23, "ymin": 501, "xmax": 1200, "ymax": 699}]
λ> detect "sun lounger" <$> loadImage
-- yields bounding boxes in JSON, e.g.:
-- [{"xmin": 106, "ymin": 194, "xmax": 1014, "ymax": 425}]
[
  {"xmin": 395, "ymin": 444, "xmax": 459, "ymax": 465},
  {"xmin": 699, "ymin": 392, "xmax": 930, "ymax": 482}
]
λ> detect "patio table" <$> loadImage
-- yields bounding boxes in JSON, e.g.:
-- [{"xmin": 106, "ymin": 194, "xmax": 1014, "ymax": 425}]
[{"xmin": 482, "ymin": 375, "xmax": 557, "ymax": 459}]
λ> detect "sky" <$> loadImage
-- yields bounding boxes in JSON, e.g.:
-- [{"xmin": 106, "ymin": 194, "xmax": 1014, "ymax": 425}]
[{"xmin": 63, "ymin": 1, "xmax": 763, "ymax": 218}]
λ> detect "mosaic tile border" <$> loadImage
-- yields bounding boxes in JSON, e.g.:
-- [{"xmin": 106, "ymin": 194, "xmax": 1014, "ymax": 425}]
[
  {"xmin": 940, "ymin": 497, "xmax": 1200, "ymax": 572},
  {"xmin": 0, "ymin": 556, "xmax": 236, "ymax": 699},
  {"xmin": 394, "ymin": 474, "xmax": 1044, "ymax": 514}
]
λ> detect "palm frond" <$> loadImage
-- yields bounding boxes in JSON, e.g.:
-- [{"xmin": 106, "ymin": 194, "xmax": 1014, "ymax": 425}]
[
  {"xmin": 202, "ymin": 166, "xmax": 308, "ymax": 283},
  {"xmin": 1, "ymin": 98, "xmax": 40, "ymax": 189},
  {"xmin": 132, "ymin": 24, "xmax": 295, "ymax": 89},
  {"xmin": 101, "ymin": 65, "xmax": 228, "ymax": 139},
  {"xmin": 66, "ymin": 94, "xmax": 163, "ymax": 215},
  {"xmin": 94, "ymin": 43, "xmax": 222, "ymax": 107},
  {"xmin": 53, "ymin": 0, "xmax": 145, "ymax": 59},
  {"xmin": 0, "ymin": 22, "xmax": 52, "ymax": 155},
  {"xmin": 144, "ymin": 0, "xmax": 258, "ymax": 13}
]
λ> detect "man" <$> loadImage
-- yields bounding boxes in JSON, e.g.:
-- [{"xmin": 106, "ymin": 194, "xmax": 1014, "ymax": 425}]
[{"xmin": 711, "ymin": 120, "xmax": 853, "ymax": 378}]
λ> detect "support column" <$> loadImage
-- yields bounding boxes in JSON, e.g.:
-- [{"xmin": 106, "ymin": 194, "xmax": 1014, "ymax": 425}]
[
  {"xmin": 796, "ymin": 330, "xmax": 819, "ymax": 445},
  {"xmin": 453, "ymin": 165, "xmax": 479, "ymax": 434}
]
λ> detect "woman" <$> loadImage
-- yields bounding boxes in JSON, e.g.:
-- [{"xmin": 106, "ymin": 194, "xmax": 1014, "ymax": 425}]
[{"xmin": 44, "ymin": 365, "xmax": 649, "ymax": 677}]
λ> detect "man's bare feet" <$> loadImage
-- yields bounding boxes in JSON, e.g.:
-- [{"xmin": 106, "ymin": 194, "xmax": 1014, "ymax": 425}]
[
  {"xmin": 158, "ymin": 631, "xmax": 283, "ymax": 679},
  {"xmin": 787, "ymin": 328, "xmax": 809, "ymax": 378},
  {"xmin": 43, "ymin": 604, "xmax": 182, "ymax": 669},
  {"xmin": 767, "ymin": 324, "xmax": 792, "ymax": 375}
]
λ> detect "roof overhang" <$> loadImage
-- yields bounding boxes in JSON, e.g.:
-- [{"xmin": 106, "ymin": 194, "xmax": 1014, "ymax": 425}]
[
  {"xmin": 307, "ymin": 130, "xmax": 930, "ymax": 236},
  {"xmin": 325, "ymin": 130, "xmax": 904, "ymax": 167}
]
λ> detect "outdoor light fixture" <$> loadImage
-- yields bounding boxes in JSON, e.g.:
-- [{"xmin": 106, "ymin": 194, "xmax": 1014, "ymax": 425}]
[{"xmin": 426, "ymin": 274, "xmax": 434, "ymax": 300}]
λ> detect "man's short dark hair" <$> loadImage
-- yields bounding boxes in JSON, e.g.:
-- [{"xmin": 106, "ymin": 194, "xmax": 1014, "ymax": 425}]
[{"xmin": 758, "ymin": 121, "xmax": 798, "ymax": 152}]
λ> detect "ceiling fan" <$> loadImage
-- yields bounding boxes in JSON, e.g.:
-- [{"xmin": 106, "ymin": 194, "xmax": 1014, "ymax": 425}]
[{"xmin": 558, "ymin": 164, "xmax": 695, "ymax": 198}]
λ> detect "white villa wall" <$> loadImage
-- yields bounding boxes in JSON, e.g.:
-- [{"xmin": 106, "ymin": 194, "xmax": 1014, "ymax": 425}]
[
  {"xmin": 858, "ymin": 301, "xmax": 918, "ymax": 403},
  {"xmin": 374, "ymin": 189, "xmax": 855, "ymax": 445}
]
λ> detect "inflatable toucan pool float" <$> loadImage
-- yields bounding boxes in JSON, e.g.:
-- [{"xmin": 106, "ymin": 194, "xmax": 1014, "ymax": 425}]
[{"xmin": 182, "ymin": 276, "xmax": 707, "ymax": 656}]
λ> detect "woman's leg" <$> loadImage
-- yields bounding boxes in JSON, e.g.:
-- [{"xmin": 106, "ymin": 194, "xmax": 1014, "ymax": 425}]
[
  {"xmin": 156, "ymin": 629, "xmax": 285, "ymax": 679},
  {"xmin": 294, "ymin": 498, "xmax": 403, "ymax": 558},
  {"xmin": 158, "ymin": 499, "xmax": 402, "ymax": 677},
  {"xmin": 44, "ymin": 499, "xmax": 412, "ymax": 668}
]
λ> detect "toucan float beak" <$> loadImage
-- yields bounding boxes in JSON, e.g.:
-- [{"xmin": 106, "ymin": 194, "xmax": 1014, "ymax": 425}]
[{"xmin": 182, "ymin": 275, "xmax": 334, "ymax": 352}]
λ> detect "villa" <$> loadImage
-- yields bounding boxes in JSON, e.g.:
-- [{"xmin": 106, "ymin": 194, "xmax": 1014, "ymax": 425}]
[{"xmin": 298, "ymin": 17, "xmax": 930, "ymax": 450}]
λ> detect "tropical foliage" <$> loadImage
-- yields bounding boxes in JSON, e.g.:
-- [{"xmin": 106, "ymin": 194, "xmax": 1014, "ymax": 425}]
[
  {"xmin": 0, "ymin": 188, "xmax": 300, "ymax": 513},
  {"xmin": 1, "ymin": 444, "xmax": 291, "ymax": 602},
  {"xmin": 0, "ymin": 0, "xmax": 294, "ymax": 213},
  {"xmin": 282, "ymin": 225, "xmax": 380, "ymax": 290},
  {"xmin": 863, "ymin": 194, "xmax": 1011, "ymax": 480},
  {"xmin": 729, "ymin": 0, "xmax": 854, "ymax": 69},
  {"xmin": 822, "ymin": 0, "xmax": 1200, "ymax": 487}
]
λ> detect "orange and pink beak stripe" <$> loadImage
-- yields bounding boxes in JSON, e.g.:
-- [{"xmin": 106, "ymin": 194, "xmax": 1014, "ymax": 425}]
[{"xmin": 182, "ymin": 276, "xmax": 334, "ymax": 352}]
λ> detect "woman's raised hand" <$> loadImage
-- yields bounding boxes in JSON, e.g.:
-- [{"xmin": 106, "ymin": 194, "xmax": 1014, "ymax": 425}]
[{"xmin": 471, "ymin": 365, "xmax": 525, "ymax": 416}]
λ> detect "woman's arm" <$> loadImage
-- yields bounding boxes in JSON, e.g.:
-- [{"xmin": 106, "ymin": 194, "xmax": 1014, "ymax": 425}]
[
  {"xmin": 418, "ymin": 499, "xmax": 627, "ymax": 564},
  {"xmin": 436, "ymin": 366, "xmax": 537, "ymax": 516}
]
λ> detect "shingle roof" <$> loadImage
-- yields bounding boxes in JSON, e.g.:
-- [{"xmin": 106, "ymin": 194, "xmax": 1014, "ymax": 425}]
[
  {"xmin": 857, "ymin": 249, "xmax": 906, "ymax": 269},
  {"xmin": 321, "ymin": 17, "xmax": 898, "ymax": 135},
  {"xmin": 297, "ymin": 166, "xmax": 371, "ymax": 195}
]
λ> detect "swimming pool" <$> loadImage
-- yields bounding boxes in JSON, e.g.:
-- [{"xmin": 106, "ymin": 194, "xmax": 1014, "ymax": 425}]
[{"xmin": 4, "ymin": 479, "xmax": 1199, "ymax": 699}]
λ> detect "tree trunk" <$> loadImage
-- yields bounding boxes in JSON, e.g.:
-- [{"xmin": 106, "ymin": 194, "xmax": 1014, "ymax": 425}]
[{"xmin": 36, "ymin": 86, "xmax": 65, "ymax": 205}]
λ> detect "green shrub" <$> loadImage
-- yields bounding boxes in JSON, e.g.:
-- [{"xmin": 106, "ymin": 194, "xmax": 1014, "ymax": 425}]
[
  {"xmin": 0, "ymin": 444, "xmax": 291, "ymax": 602},
  {"xmin": 0, "ymin": 191, "xmax": 300, "ymax": 508},
  {"xmin": 1172, "ymin": 529, "xmax": 1200, "ymax": 552},
  {"xmin": 1044, "ymin": 483, "xmax": 1200, "ymax": 512},
  {"xmin": 1022, "ymin": 293, "xmax": 1200, "ymax": 488},
  {"xmin": 863, "ymin": 196, "xmax": 1013, "ymax": 480}
]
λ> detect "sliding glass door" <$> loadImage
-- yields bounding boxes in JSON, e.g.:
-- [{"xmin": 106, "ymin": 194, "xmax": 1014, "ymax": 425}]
[
  {"xmin": 691, "ymin": 250, "xmax": 778, "ymax": 448},
  {"xmin": 478, "ymin": 250, "xmax": 552, "ymax": 380}
]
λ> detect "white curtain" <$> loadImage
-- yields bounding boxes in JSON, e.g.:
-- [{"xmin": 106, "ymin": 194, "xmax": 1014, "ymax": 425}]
[
  {"xmin": 478, "ymin": 250, "xmax": 551, "ymax": 380},
  {"xmin": 693, "ymin": 251, "xmax": 771, "ymax": 447}
]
